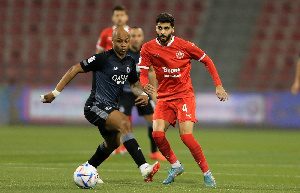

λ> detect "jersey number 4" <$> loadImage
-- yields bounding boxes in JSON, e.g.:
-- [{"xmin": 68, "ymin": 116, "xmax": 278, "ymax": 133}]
[{"xmin": 182, "ymin": 104, "xmax": 188, "ymax": 112}]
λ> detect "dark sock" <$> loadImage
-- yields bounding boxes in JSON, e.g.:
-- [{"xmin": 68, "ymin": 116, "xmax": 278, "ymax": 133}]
[
  {"xmin": 122, "ymin": 133, "xmax": 147, "ymax": 167},
  {"xmin": 147, "ymin": 122, "xmax": 157, "ymax": 153},
  {"xmin": 88, "ymin": 142, "xmax": 112, "ymax": 168}
]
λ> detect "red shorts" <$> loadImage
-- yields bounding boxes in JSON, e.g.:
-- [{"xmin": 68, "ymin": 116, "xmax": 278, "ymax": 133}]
[{"xmin": 153, "ymin": 97, "xmax": 198, "ymax": 127}]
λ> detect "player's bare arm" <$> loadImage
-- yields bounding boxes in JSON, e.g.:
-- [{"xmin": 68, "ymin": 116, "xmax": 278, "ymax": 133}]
[
  {"xmin": 130, "ymin": 81, "xmax": 149, "ymax": 107},
  {"xmin": 40, "ymin": 63, "xmax": 84, "ymax": 103},
  {"xmin": 216, "ymin": 85, "xmax": 228, "ymax": 102},
  {"xmin": 148, "ymin": 65, "xmax": 158, "ymax": 101},
  {"xmin": 291, "ymin": 58, "xmax": 300, "ymax": 94}
]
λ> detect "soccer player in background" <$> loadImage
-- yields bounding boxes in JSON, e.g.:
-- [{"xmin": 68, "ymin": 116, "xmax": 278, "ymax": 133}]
[
  {"xmin": 138, "ymin": 13, "xmax": 228, "ymax": 186},
  {"xmin": 291, "ymin": 55, "xmax": 300, "ymax": 94},
  {"xmin": 41, "ymin": 27, "xmax": 160, "ymax": 182},
  {"xmin": 119, "ymin": 26, "xmax": 166, "ymax": 161},
  {"xmin": 95, "ymin": 5, "xmax": 129, "ymax": 54}
]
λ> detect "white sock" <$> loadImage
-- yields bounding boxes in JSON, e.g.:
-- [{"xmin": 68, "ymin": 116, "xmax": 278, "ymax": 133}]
[
  {"xmin": 139, "ymin": 163, "xmax": 150, "ymax": 175},
  {"xmin": 171, "ymin": 160, "xmax": 181, "ymax": 168},
  {"xmin": 203, "ymin": 170, "xmax": 211, "ymax": 176}
]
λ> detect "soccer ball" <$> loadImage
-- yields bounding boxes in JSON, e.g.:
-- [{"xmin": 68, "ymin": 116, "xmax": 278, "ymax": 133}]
[{"xmin": 74, "ymin": 162, "xmax": 99, "ymax": 189}]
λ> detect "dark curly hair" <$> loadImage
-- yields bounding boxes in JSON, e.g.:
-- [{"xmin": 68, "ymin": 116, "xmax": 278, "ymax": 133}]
[
  {"xmin": 112, "ymin": 5, "xmax": 127, "ymax": 14},
  {"xmin": 156, "ymin": 13, "xmax": 175, "ymax": 27}
]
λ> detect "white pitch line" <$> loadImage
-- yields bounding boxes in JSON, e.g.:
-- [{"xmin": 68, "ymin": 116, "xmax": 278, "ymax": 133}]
[{"xmin": 1, "ymin": 165, "xmax": 299, "ymax": 178}]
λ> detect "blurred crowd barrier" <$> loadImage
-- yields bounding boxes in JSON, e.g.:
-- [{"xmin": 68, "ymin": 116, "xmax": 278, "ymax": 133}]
[{"xmin": 1, "ymin": 86, "xmax": 300, "ymax": 128}]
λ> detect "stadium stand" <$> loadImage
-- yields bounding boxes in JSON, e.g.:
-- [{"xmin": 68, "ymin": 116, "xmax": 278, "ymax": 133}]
[
  {"xmin": 2, "ymin": 0, "xmax": 298, "ymax": 91},
  {"xmin": 238, "ymin": 0, "xmax": 300, "ymax": 91},
  {"xmin": 1, "ymin": 0, "xmax": 207, "ymax": 87}
]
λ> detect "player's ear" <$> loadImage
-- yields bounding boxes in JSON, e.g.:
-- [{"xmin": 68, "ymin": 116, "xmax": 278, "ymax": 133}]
[{"xmin": 172, "ymin": 27, "xmax": 175, "ymax": 33}]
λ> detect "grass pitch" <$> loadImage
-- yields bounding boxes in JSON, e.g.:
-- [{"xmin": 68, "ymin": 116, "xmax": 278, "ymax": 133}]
[{"xmin": 0, "ymin": 125, "xmax": 299, "ymax": 192}]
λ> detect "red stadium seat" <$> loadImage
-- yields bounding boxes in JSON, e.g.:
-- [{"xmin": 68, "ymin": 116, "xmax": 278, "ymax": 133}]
[
  {"xmin": 257, "ymin": 16, "xmax": 271, "ymax": 27},
  {"xmin": 254, "ymin": 29, "xmax": 267, "ymax": 41},
  {"xmin": 11, "ymin": 8, "xmax": 24, "ymax": 22},
  {"xmin": 61, "ymin": 24, "xmax": 75, "ymax": 36},
  {"xmin": 12, "ymin": 0, "xmax": 25, "ymax": 8},
  {"xmin": 45, "ymin": 11, "xmax": 60, "ymax": 23},
  {"xmin": 66, "ymin": 0, "xmax": 79, "ymax": 9},
  {"xmin": 81, "ymin": 14, "xmax": 94, "ymax": 24},
  {"xmin": 277, "ymin": 16, "xmax": 289, "ymax": 27},
  {"xmin": 261, "ymin": 1, "xmax": 275, "ymax": 14},
  {"xmin": 0, "ymin": 0, "xmax": 8, "ymax": 8},
  {"xmin": 0, "ymin": 9, "xmax": 6, "ymax": 21},
  {"xmin": 26, "ymin": 23, "xmax": 40, "ymax": 35},
  {"xmin": 28, "ymin": 11, "xmax": 42, "ymax": 22},
  {"xmin": 23, "ymin": 68, "xmax": 41, "ymax": 86},
  {"xmin": 30, "ymin": 0, "xmax": 43, "ymax": 9},
  {"xmin": 6, "ymin": 65, "xmax": 22, "ymax": 85},
  {"xmin": 40, "ymin": 68, "xmax": 58, "ymax": 86},
  {"xmin": 49, "ymin": 0, "xmax": 61, "ymax": 9},
  {"xmin": 191, "ymin": 0, "xmax": 204, "ymax": 12},
  {"xmin": 291, "ymin": 29, "xmax": 300, "ymax": 41},
  {"xmin": 0, "ymin": 22, "xmax": 5, "ymax": 36},
  {"xmin": 155, "ymin": 1, "xmax": 167, "ymax": 11},
  {"xmin": 9, "ymin": 23, "xmax": 23, "ymax": 35},
  {"xmin": 122, "ymin": 1, "xmax": 132, "ymax": 10},
  {"xmin": 103, "ymin": 1, "xmax": 114, "ymax": 10},
  {"xmin": 44, "ymin": 24, "xmax": 58, "ymax": 36}
]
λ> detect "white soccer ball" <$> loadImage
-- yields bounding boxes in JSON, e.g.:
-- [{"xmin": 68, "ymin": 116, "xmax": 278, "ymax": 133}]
[{"xmin": 74, "ymin": 162, "xmax": 99, "ymax": 189}]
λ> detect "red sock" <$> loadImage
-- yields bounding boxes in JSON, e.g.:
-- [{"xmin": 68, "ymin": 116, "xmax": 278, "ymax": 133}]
[
  {"xmin": 152, "ymin": 131, "xmax": 177, "ymax": 164},
  {"xmin": 181, "ymin": 134, "xmax": 209, "ymax": 173}
]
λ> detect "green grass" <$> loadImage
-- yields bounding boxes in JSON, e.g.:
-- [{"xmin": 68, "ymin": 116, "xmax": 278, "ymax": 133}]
[{"xmin": 0, "ymin": 125, "xmax": 299, "ymax": 192}]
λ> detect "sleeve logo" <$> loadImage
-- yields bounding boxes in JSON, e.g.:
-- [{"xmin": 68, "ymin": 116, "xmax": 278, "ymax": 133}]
[{"xmin": 87, "ymin": 56, "xmax": 96, "ymax": 63}]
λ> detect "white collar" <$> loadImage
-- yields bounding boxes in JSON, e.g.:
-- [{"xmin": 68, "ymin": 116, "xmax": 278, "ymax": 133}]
[{"xmin": 156, "ymin": 36, "xmax": 175, "ymax": 47}]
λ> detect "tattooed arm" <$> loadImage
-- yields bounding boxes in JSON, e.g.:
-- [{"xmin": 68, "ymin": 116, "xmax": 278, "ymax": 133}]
[{"xmin": 130, "ymin": 81, "xmax": 149, "ymax": 107}]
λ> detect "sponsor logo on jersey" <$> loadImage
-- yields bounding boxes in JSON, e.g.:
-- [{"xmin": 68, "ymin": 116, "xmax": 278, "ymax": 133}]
[
  {"xmin": 162, "ymin": 67, "xmax": 182, "ymax": 78},
  {"xmin": 112, "ymin": 74, "xmax": 128, "ymax": 85},
  {"xmin": 176, "ymin": 51, "xmax": 184, "ymax": 59},
  {"xmin": 113, "ymin": 67, "xmax": 118, "ymax": 70},
  {"xmin": 105, "ymin": 106, "xmax": 112, "ymax": 111},
  {"xmin": 162, "ymin": 67, "xmax": 180, "ymax": 73}
]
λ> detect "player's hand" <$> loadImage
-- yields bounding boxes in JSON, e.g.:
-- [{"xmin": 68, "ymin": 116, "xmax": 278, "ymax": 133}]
[
  {"xmin": 40, "ymin": 92, "xmax": 55, "ymax": 103},
  {"xmin": 144, "ymin": 84, "xmax": 155, "ymax": 95},
  {"xmin": 216, "ymin": 85, "xmax": 228, "ymax": 102},
  {"xmin": 135, "ymin": 95, "xmax": 149, "ymax": 107},
  {"xmin": 291, "ymin": 80, "xmax": 299, "ymax": 95}
]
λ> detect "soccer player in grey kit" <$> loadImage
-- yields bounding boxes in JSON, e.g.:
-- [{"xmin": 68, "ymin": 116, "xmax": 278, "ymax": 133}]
[{"xmin": 40, "ymin": 27, "xmax": 160, "ymax": 182}]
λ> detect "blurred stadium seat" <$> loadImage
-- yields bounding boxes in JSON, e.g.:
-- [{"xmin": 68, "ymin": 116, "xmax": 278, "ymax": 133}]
[
  {"xmin": 239, "ymin": 0, "xmax": 300, "ymax": 91},
  {"xmin": 1, "ymin": 0, "xmax": 297, "ymax": 91}
]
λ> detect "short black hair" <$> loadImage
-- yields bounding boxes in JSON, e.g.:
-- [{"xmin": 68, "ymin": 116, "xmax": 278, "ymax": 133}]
[
  {"xmin": 112, "ymin": 5, "xmax": 127, "ymax": 14},
  {"xmin": 156, "ymin": 13, "xmax": 175, "ymax": 27}
]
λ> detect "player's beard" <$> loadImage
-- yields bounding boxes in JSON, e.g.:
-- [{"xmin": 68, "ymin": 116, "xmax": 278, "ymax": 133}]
[{"xmin": 157, "ymin": 33, "xmax": 172, "ymax": 44}]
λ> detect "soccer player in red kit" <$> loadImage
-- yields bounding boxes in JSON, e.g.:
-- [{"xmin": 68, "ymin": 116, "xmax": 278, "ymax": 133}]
[
  {"xmin": 96, "ymin": 5, "xmax": 130, "ymax": 53},
  {"xmin": 138, "ymin": 13, "xmax": 229, "ymax": 186}
]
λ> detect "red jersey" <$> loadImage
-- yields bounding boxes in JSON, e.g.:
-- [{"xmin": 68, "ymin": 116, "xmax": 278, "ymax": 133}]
[
  {"xmin": 138, "ymin": 36, "xmax": 222, "ymax": 101},
  {"xmin": 96, "ymin": 26, "xmax": 130, "ymax": 51}
]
